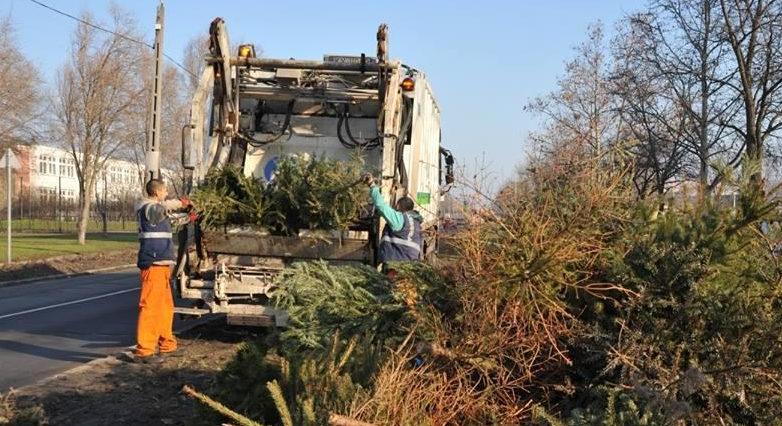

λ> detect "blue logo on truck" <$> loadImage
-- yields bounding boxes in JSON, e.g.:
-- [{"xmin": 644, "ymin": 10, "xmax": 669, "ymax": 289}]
[{"xmin": 264, "ymin": 157, "xmax": 279, "ymax": 181}]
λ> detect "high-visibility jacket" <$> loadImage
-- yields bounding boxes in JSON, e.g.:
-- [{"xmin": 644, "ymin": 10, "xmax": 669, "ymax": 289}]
[
  {"xmin": 136, "ymin": 200, "xmax": 175, "ymax": 269},
  {"xmin": 379, "ymin": 211, "xmax": 423, "ymax": 262}
]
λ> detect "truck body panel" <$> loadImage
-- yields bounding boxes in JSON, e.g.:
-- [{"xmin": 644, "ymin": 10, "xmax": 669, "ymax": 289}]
[{"xmin": 404, "ymin": 76, "xmax": 441, "ymax": 227}]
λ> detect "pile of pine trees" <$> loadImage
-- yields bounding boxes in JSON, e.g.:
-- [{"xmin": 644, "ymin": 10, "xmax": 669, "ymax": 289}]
[
  {"xmin": 186, "ymin": 260, "xmax": 455, "ymax": 426},
  {"xmin": 185, "ymin": 155, "xmax": 782, "ymax": 425},
  {"xmin": 192, "ymin": 155, "xmax": 367, "ymax": 235}
]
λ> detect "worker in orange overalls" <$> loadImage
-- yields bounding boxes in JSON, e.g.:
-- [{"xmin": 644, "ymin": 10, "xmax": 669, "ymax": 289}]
[{"xmin": 126, "ymin": 178, "xmax": 191, "ymax": 363}]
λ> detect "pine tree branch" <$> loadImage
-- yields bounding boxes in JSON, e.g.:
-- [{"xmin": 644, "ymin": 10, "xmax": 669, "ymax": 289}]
[{"xmin": 181, "ymin": 385, "xmax": 264, "ymax": 426}]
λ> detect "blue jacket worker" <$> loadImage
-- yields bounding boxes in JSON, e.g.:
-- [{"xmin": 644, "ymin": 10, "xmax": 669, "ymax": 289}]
[{"xmin": 363, "ymin": 173, "xmax": 423, "ymax": 263}]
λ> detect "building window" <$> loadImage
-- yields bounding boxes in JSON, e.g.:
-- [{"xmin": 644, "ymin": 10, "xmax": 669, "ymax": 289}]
[
  {"xmin": 38, "ymin": 155, "xmax": 59, "ymax": 175},
  {"xmin": 39, "ymin": 156, "xmax": 48, "ymax": 174},
  {"xmin": 37, "ymin": 187, "xmax": 56, "ymax": 201},
  {"xmin": 57, "ymin": 157, "xmax": 75, "ymax": 177}
]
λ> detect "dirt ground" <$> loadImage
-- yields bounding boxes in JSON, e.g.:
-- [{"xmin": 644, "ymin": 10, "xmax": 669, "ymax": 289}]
[
  {"xmin": 10, "ymin": 319, "xmax": 260, "ymax": 425},
  {"xmin": 0, "ymin": 249, "xmax": 136, "ymax": 283}
]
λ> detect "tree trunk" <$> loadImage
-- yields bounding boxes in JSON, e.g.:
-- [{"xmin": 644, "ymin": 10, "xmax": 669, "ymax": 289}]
[
  {"xmin": 699, "ymin": 43, "xmax": 710, "ymax": 192},
  {"xmin": 102, "ymin": 176, "xmax": 108, "ymax": 235},
  {"xmin": 77, "ymin": 183, "xmax": 94, "ymax": 245},
  {"xmin": 701, "ymin": 0, "xmax": 712, "ymax": 192},
  {"xmin": 746, "ymin": 119, "xmax": 762, "ymax": 185}
]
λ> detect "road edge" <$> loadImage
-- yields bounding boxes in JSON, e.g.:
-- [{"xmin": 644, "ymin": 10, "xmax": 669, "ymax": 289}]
[
  {"xmin": 0, "ymin": 264, "xmax": 137, "ymax": 289},
  {"xmin": 7, "ymin": 314, "xmax": 226, "ymax": 393}
]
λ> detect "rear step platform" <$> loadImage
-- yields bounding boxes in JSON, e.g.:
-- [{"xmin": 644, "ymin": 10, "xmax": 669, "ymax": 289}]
[{"xmin": 174, "ymin": 305, "xmax": 288, "ymax": 327}]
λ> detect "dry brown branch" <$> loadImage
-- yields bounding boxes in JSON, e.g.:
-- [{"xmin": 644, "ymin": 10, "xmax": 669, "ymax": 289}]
[
  {"xmin": 182, "ymin": 384, "xmax": 263, "ymax": 426},
  {"xmin": 328, "ymin": 413, "xmax": 376, "ymax": 426}
]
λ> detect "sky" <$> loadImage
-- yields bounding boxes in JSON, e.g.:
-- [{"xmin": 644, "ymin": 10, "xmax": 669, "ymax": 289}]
[{"xmin": 5, "ymin": 0, "xmax": 645, "ymax": 181}]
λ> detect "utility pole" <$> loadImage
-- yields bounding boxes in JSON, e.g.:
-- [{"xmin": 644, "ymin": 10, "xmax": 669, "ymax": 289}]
[
  {"xmin": 18, "ymin": 176, "xmax": 22, "ymax": 228},
  {"xmin": 58, "ymin": 175, "xmax": 62, "ymax": 233},
  {"xmin": 145, "ymin": 2, "xmax": 165, "ymax": 184},
  {"xmin": 5, "ymin": 147, "xmax": 10, "ymax": 263},
  {"xmin": 103, "ymin": 172, "xmax": 108, "ymax": 234}
]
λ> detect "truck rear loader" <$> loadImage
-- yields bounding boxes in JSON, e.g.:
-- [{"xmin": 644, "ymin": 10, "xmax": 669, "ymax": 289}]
[{"xmin": 174, "ymin": 19, "xmax": 454, "ymax": 326}]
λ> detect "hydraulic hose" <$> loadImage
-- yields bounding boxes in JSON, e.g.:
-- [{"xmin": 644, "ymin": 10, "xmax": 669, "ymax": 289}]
[
  {"xmin": 244, "ymin": 99, "xmax": 295, "ymax": 146},
  {"xmin": 337, "ymin": 104, "xmax": 382, "ymax": 149},
  {"xmin": 395, "ymin": 97, "xmax": 414, "ymax": 188}
]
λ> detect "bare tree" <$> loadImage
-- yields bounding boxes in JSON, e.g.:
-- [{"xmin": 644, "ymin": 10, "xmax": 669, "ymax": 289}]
[
  {"xmin": 718, "ymin": 0, "xmax": 782, "ymax": 181},
  {"xmin": 526, "ymin": 24, "xmax": 620, "ymax": 161},
  {"xmin": 53, "ymin": 8, "xmax": 146, "ymax": 244},
  {"xmin": 0, "ymin": 16, "xmax": 41, "ymax": 147},
  {"xmin": 619, "ymin": 1, "xmax": 739, "ymax": 192},
  {"xmin": 613, "ymin": 53, "xmax": 689, "ymax": 196},
  {"xmin": 182, "ymin": 34, "xmax": 210, "ymax": 93},
  {"xmin": 528, "ymin": 1, "xmax": 782, "ymax": 196}
]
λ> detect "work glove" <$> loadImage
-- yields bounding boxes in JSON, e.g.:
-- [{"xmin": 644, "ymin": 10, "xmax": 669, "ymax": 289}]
[
  {"xmin": 188, "ymin": 210, "xmax": 198, "ymax": 223},
  {"xmin": 362, "ymin": 173, "xmax": 375, "ymax": 187},
  {"xmin": 179, "ymin": 196, "xmax": 192, "ymax": 208}
]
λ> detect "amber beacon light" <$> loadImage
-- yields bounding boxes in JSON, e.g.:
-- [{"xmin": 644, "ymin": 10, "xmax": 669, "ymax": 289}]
[{"xmin": 401, "ymin": 77, "xmax": 415, "ymax": 91}]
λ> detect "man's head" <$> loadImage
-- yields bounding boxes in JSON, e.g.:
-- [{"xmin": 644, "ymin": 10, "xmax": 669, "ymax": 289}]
[
  {"xmin": 395, "ymin": 196, "xmax": 415, "ymax": 212},
  {"xmin": 145, "ymin": 179, "xmax": 167, "ymax": 201}
]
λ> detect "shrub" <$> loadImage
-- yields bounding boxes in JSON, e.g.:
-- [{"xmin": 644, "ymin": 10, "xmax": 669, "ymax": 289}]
[{"xmin": 0, "ymin": 392, "xmax": 46, "ymax": 426}]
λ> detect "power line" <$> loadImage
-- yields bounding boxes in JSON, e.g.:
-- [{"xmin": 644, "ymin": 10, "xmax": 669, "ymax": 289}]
[
  {"xmin": 27, "ymin": 0, "xmax": 197, "ymax": 78},
  {"xmin": 165, "ymin": 54, "xmax": 196, "ymax": 79}
]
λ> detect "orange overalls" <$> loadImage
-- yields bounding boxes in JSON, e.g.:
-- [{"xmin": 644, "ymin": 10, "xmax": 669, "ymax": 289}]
[{"xmin": 135, "ymin": 265, "xmax": 177, "ymax": 357}]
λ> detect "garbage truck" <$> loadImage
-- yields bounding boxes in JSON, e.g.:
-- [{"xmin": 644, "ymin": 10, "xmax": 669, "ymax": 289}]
[{"xmin": 173, "ymin": 19, "xmax": 454, "ymax": 326}]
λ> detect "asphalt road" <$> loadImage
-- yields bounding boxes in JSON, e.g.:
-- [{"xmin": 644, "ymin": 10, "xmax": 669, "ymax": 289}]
[{"xmin": 0, "ymin": 269, "xmax": 182, "ymax": 391}]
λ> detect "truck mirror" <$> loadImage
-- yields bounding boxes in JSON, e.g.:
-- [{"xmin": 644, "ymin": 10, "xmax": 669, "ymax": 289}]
[
  {"xmin": 440, "ymin": 147, "xmax": 454, "ymax": 185},
  {"xmin": 182, "ymin": 124, "xmax": 195, "ymax": 170}
]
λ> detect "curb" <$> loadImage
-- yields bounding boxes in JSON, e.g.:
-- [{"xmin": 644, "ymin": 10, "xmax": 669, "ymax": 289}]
[
  {"xmin": 11, "ymin": 314, "xmax": 225, "ymax": 392},
  {"xmin": 0, "ymin": 264, "xmax": 137, "ymax": 289}
]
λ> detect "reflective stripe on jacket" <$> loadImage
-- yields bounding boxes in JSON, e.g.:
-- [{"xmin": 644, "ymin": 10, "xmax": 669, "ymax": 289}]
[
  {"xmin": 379, "ymin": 211, "xmax": 422, "ymax": 262},
  {"xmin": 136, "ymin": 201, "xmax": 175, "ymax": 269}
]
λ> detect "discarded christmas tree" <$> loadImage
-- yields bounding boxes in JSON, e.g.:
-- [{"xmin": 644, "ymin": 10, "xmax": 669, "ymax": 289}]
[
  {"xmin": 191, "ymin": 165, "xmax": 268, "ymax": 228},
  {"xmin": 264, "ymin": 155, "xmax": 366, "ymax": 235},
  {"xmin": 191, "ymin": 155, "xmax": 368, "ymax": 235}
]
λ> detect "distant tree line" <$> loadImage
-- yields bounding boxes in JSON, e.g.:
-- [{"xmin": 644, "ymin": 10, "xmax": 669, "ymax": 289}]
[{"xmin": 526, "ymin": 0, "xmax": 782, "ymax": 198}]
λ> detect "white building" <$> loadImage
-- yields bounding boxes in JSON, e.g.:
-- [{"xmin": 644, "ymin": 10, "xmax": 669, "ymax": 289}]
[{"xmin": 14, "ymin": 144, "xmax": 150, "ymax": 203}]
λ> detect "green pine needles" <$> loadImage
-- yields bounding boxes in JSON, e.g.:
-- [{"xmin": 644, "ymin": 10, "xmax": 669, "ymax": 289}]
[{"xmin": 191, "ymin": 155, "xmax": 368, "ymax": 235}]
